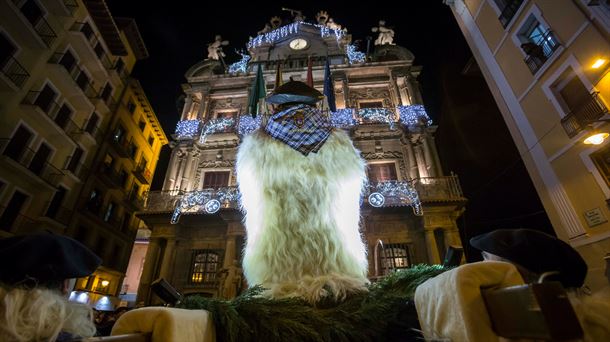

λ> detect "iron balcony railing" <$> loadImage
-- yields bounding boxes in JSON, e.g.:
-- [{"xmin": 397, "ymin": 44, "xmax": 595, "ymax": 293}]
[
  {"xmin": 99, "ymin": 163, "xmax": 125, "ymax": 188},
  {"xmin": 523, "ymin": 30, "xmax": 560, "ymax": 74},
  {"xmin": 0, "ymin": 138, "xmax": 64, "ymax": 187},
  {"xmin": 22, "ymin": 91, "xmax": 83, "ymax": 141},
  {"xmin": 62, "ymin": 0, "xmax": 78, "ymax": 15},
  {"xmin": 69, "ymin": 22, "xmax": 117, "ymax": 74},
  {"xmin": 561, "ymin": 92, "xmax": 609, "ymax": 138},
  {"xmin": 124, "ymin": 189, "xmax": 145, "ymax": 211},
  {"xmin": 498, "ymin": 0, "xmax": 525, "ymax": 27},
  {"xmin": 1, "ymin": 55, "xmax": 30, "ymax": 88},
  {"xmin": 0, "ymin": 205, "xmax": 36, "ymax": 233},
  {"xmin": 413, "ymin": 175, "xmax": 465, "ymax": 202},
  {"xmin": 132, "ymin": 163, "xmax": 152, "ymax": 185},
  {"xmin": 49, "ymin": 53, "xmax": 99, "ymax": 99},
  {"xmin": 11, "ymin": 0, "xmax": 58, "ymax": 47},
  {"xmin": 108, "ymin": 135, "xmax": 133, "ymax": 158},
  {"xmin": 63, "ymin": 155, "xmax": 89, "ymax": 180},
  {"xmin": 251, "ymin": 55, "xmax": 342, "ymax": 72}
]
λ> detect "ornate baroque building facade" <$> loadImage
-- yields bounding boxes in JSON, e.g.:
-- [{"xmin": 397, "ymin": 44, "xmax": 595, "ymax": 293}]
[
  {"xmin": 446, "ymin": 0, "xmax": 610, "ymax": 290},
  {"xmin": 137, "ymin": 14, "xmax": 467, "ymax": 303}
]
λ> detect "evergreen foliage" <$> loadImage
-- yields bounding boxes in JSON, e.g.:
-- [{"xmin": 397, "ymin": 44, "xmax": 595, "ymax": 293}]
[{"xmin": 178, "ymin": 264, "xmax": 446, "ymax": 342}]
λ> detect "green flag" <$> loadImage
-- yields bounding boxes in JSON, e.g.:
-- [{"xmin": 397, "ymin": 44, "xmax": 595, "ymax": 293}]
[{"xmin": 248, "ymin": 65, "xmax": 266, "ymax": 117}]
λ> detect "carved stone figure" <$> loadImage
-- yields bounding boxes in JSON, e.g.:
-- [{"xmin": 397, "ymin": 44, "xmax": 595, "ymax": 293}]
[
  {"xmin": 207, "ymin": 35, "xmax": 229, "ymax": 60},
  {"xmin": 372, "ymin": 20, "xmax": 395, "ymax": 45}
]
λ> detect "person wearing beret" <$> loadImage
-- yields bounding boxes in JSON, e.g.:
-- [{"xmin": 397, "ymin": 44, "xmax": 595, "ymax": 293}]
[
  {"xmin": 470, "ymin": 228, "xmax": 610, "ymax": 341},
  {"xmin": 0, "ymin": 233, "xmax": 102, "ymax": 341}
]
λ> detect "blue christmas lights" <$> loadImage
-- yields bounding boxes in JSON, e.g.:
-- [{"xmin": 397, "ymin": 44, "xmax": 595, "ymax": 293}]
[
  {"xmin": 358, "ymin": 108, "xmax": 396, "ymax": 129},
  {"xmin": 175, "ymin": 120, "xmax": 202, "ymax": 139},
  {"xmin": 247, "ymin": 22, "xmax": 344, "ymax": 49},
  {"xmin": 228, "ymin": 51, "xmax": 251, "ymax": 75},
  {"xmin": 170, "ymin": 187, "xmax": 240, "ymax": 223},
  {"xmin": 330, "ymin": 108, "xmax": 357, "ymax": 128},
  {"xmin": 397, "ymin": 105, "xmax": 432, "ymax": 126},
  {"xmin": 237, "ymin": 115, "xmax": 262, "ymax": 136},
  {"xmin": 199, "ymin": 117, "xmax": 236, "ymax": 144},
  {"xmin": 346, "ymin": 44, "xmax": 366, "ymax": 65}
]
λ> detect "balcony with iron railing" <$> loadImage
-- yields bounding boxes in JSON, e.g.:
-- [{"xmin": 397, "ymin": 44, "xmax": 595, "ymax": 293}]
[
  {"xmin": 63, "ymin": 156, "xmax": 89, "ymax": 180},
  {"xmin": 142, "ymin": 174, "xmax": 466, "ymax": 223},
  {"xmin": 498, "ymin": 0, "xmax": 525, "ymax": 27},
  {"xmin": 109, "ymin": 135, "xmax": 133, "ymax": 158},
  {"xmin": 0, "ymin": 205, "xmax": 36, "ymax": 233},
  {"xmin": 44, "ymin": 203, "xmax": 73, "ymax": 226},
  {"xmin": 124, "ymin": 189, "xmax": 145, "ymax": 211},
  {"xmin": 132, "ymin": 163, "xmax": 152, "ymax": 185},
  {"xmin": 62, "ymin": 0, "xmax": 78, "ymax": 15},
  {"xmin": 99, "ymin": 163, "xmax": 125, "ymax": 188},
  {"xmin": 0, "ymin": 139, "xmax": 64, "ymax": 187},
  {"xmin": 561, "ymin": 92, "xmax": 609, "ymax": 138},
  {"xmin": 11, "ymin": 0, "xmax": 58, "ymax": 47},
  {"xmin": 1, "ymin": 55, "xmax": 30, "ymax": 88},
  {"xmin": 69, "ymin": 22, "xmax": 118, "ymax": 75},
  {"xmin": 22, "ymin": 91, "xmax": 83, "ymax": 142},
  {"xmin": 522, "ymin": 30, "xmax": 560, "ymax": 74}
]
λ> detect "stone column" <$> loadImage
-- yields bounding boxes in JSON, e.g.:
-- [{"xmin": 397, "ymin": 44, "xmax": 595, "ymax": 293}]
[
  {"xmin": 158, "ymin": 238, "xmax": 177, "ymax": 282},
  {"xmin": 424, "ymin": 228, "xmax": 441, "ymax": 265},
  {"xmin": 421, "ymin": 136, "xmax": 437, "ymax": 177},
  {"xmin": 397, "ymin": 76, "xmax": 411, "ymax": 105},
  {"xmin": 404, "ymin": 140, "xmax": 419, "ymax": 180},
  {"xmin": 427, "ymin": 133, "xmax": 443, "ymax": 178},
  {"xmin": 223, "ymin": 235, "xmax": 237, "ymax": 268},
  {"xmin": 390, "ymin": 73, "xmax": 402, "ymax": 107},
  {"xmin": 405, "ymin": 76, "xmax": 418, "ymax": 104},
  {"xmin": 181, "ymin": 96, "xmax": 194, "ymax": 121},
  {"xmin": 136, "ymin": 237, "xmax": 162, "ymax": 305},
  {"xmin": 414, "ymin": 143, "xmax": 429, "ymax": 178}
]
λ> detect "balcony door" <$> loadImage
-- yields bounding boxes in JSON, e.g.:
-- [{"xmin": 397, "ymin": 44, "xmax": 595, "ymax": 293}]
[
  {"xmin": 202, "ymin": 171, "xmax": 230, "ymax": 188},
  {"xmin": 0, "ymin": 33, "xmax": 16, "ymax": 69},
  {"xmin": 0, "ymin": 191, "xmax": 28, "ymax": 231},
  {"xmin": 368, "ymin": 162, "xmax": 398, "ymax": 183},
  {"xmin": 3, "ymin": 125, "xmax": 33, "ymax": 161},
  {"xmin": 28, "ymin": 142, "xmax": 51, "ymax": 175}
]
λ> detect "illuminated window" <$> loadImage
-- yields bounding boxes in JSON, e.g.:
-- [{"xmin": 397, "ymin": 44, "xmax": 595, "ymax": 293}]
[
  {"xmin": 190, "ymin": 250, "xmax": 220, "ymax": 284},
  {"xmin": 368, "ymin": 163, "xmax": 398, "ymax": 182},
  {"xmin": 591, "ymin": 144, "xmax": 610, "ymax": 188},
  {"xmin": 378, "ymin": 242, "xmax": 411, "ymax": 275}
]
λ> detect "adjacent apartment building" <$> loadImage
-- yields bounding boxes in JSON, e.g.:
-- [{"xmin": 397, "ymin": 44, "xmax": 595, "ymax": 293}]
[
  {"xmin": 0, "ymin": 0, "xmax": 167, "ymax": 308},
  {"xmin": 445, "ymin": 0, "xmax": 610, "ymax": 289}
]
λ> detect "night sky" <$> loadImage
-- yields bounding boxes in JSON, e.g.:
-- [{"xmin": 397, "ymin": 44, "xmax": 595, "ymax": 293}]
[{"xmin": 107, "ymin": 0, "xmax": 553, "ymax": 259}]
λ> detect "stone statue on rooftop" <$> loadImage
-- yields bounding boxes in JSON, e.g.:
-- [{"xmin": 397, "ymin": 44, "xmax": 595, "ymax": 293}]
[
  {"xmin": 372, "ymin": 20, "xmax": 395, "ymax": 45},
  {"xmin": 207, "ymin": 35, "xmax": 229, "ymax": 60}
]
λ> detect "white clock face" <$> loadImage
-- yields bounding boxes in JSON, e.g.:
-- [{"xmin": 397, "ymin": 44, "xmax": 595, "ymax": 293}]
[{"xmin": 289, "ymin": 38, "xmax": 308, "ymax": 50}]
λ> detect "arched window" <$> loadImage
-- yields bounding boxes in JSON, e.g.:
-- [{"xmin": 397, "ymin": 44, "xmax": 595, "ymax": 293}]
[{"xmin": 190, "ymin": 250, "xmax": 220, "ymax": 284}]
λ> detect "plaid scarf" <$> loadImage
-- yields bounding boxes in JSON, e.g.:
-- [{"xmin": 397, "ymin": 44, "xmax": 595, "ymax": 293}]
[{"xmin": 264, "ymin": 104, "xmax": 333, "ymax": 156}]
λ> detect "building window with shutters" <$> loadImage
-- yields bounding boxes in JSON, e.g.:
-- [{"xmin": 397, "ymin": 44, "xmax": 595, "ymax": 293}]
[
  {"xmin": 202, "ymin": 171, "xmax": 230, "ymax": 188},
  {"xmin": 190, "ymin": 250, "xmax": 220, "ymax": 285},
  {"xmin": 368, "ymin": 162, "xmax": 398, "ymax": 182},
  {"xmin": 591, "ymin": 144, "xmax": 610, "ymax": 189}
]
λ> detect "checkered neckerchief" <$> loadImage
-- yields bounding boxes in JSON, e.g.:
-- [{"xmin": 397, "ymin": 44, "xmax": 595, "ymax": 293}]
[{"xmin": 264, "ymin": 104, "xmax": 332, "ymax": 156}]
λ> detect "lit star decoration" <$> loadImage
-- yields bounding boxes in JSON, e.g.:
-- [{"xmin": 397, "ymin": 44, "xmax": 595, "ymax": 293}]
[
  {"xmin": 237, "ymin": 115, "xmax": 262, "ymax": 136},
  {"xmin": 330, "ymin": 108, "xmax": 357, "ymax": 128},
  {"xmin": 367, "ymin": 180, "xmax": 422, "ymax": 215},
  {"xmin": 199, "ymin": 117, "xmax": 236, "ymax": 144},
  {"xmin": 398, "ymin": 105, "xmax": 432, "ymax": 126},
  {"xmin": 171, "ymin": 187, "xmax": 240, "ymax": 223},
  {"xmin": 358, "ymin": 108, "xmax": 396, "ymax": 129},
  {"xmin": 228, "ymin": 51, "xmax": 251, "ymax": 75},
  {"xmin": 346, "ymin": 44, "xmax": 366, "ymax": 64},
  {"xmin": 247, "ymin": 22, "xmax": 344, "ymax": 49},
  {"xmin": 175, "ymin": 120, "xmax": 202, "ymax": 139}
]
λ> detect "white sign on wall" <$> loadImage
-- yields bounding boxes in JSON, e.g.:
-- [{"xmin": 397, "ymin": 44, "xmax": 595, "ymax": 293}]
[{"xmin": 583, "ymin": 208, "xmax": 607, "ymax": 228}]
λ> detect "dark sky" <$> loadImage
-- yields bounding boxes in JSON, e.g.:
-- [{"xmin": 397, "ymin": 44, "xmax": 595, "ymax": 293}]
[{"xmin": 107, "ymin": 1, "xmax": 553, "ymax": 258}]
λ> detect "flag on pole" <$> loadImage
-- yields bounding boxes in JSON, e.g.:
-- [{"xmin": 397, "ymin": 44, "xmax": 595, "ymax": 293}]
[
  {"xmin": 248, "ymin": 64, "xmax": 266, "ymax": 117},
  {"xmin": 274, "ymin": 60, "xmax": 283, "ymax": 90},
  {"xmin": 306, "ymin": 56, "xmax": 314, "ymax": 87},
  {"xmin": 323, "ymin": 58, "xmax": 336, "ymax": 112}
]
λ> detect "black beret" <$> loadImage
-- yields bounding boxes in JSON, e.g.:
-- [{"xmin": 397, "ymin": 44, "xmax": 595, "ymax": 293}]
[
  {"xmin": 470, "ymin": 229, "xmax": 587, "ymax": 288},
  {"xmin": 0, "ymin": 233, "xmax": 102, "ymax": 287},
  {"xmin": 266, "ymin": 81, "xmax": 323, "ymax": 105}
]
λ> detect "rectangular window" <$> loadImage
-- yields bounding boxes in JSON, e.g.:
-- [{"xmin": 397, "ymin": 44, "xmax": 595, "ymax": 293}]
[
  {"xmin": 100, "ymin": 83, "xmax": 113, "ymax": 102},
  {"xmin": 119, "ymin": 169, "xmax": 129, "ymax": 188},
  {"xmin": 45, "ymin": 186, "xmax": 67, "ymax": 219},
  {"xmin": 54, "ymin": 104, "xmax": 72, "ymax": 129},
  {"xmin": 0, "ymin": 33, "xmax": 16, "ymax": 69},
  {"xmin": 518, "ymin": 17, "xmax": 560, "ymax": 74},
  {"xmin": 75, "ymin": 70, "xmax": 90, "ymax": 91},
  {"xmin": 80, "ymin": 22, "xmax": 94, "ymax": 41},
  {"xmin": 202, "ymin": 171, "xmax": 230, "ymax": 188},
  {"xmin": 84, "ymin": 112, "xmax": 99, "ymax": 135},
  {"xmin": 0, "ymin": 190, "xmax": 29, "ymax": 231},
  {"xmin": 28, "ymin": 142, "xmax": 51, "ymax": 175},
  {"xmin": 138, "ymin": 119, "xmax": 146, "ymax": 132},
  {"xmin": 113, "ymin": 124, "xmax": 126, "ymax": 144},
  {"xmin": 591, "ymin": 145, "xmax": 610, "ymax": 189},
  {"xmin": 58, "ymin": 50, "xmax": 77, "ymax": 73},
  {"xmin": 114, "ymin": 58, "xmax": 124, "ymax": 74},
  {"xmin": 66, "ymin": 147, "xmax": 83, "ymax": 174},
  {"xmin": 128, "ymin": 141, "xmax": 138, "ymax": 160},
  {"xmin": 3, "ymin": 125, "xmax": 33, "ymax": 161},
  {"xmin": 20, "ymin": 0, "xmax": 44, "ymax": 27},
  {"xmin": 94, "ymin": 42, "xmax": 105, "ymax": 59},
  {"xmin": 34, "ymin": 84, "xmax": 58, "ymax": 114},
  {"xmin": 190, "ymin": 250, "xmax": 220, "ymax": 284},
  {"xmin": 127, "ymin": 99, "xmax": 137, "ymax": 114},
  {"xmin": 496, "ymin": 0, "xmax": 525, "ymax": 27},
  {"xmin": 368, "ymin": 162, "xmax": 398, "ymax": 182},
  {"xmin": 87, "ymin": 188, "xmax": 102, "ymax": 213},
  {"xmin": 104, "ymin": 202, "xmax": 115, "ymax": 222},
  {"xmin": 148, "ymin": 134, "xmax": 154, "ymax": 146},
  {"xmin": 378, "ymin": 242, "xmax": 411, "ymax": 276}
]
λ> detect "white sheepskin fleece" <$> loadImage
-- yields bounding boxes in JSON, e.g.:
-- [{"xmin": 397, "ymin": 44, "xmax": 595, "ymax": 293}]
[{"xmin": 236, "ymin": 129, "xmax": 369, "ymax": 303}]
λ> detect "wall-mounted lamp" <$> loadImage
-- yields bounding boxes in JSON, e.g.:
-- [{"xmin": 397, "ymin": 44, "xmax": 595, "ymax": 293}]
[
  {"xmin": 100, "ymin": 280, "xmax": 110, "ymax": 287},
  {"xmin": 583, "ymin": 119, "xmax": 610, "ymax": 145},
  {"xmin": 592, "ymin": 58, "xmax": 607, "ymax": 69}
]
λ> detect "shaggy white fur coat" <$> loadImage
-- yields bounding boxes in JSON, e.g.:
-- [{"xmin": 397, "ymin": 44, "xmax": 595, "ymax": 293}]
[{"xmin": 236, "ymin": 129, "xmax": 369, "ymax": 303}]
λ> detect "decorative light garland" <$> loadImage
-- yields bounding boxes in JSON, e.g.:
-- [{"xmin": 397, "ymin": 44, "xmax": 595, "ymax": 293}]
[
  {"xmin": 397, "ymin": 105, "xmax": 432, "ymax": 126},
  {"xmin": 247, "ymin": 22, "xmax": 344, "ymax": 49},
  {"xmin": 175, "ymin": 120, "xmax": 202, "ymax": 139},
  {"xmin": 237, "ymin": 115, "xmax": 262, "ymax": 136},
  {"xmin": 171, "ymin": 187, "xmax": 240, "ymax": 223},
  {"xmin": 367, "ymin": 180, "xmax": 422, "ymax": 215},
  {"xmin": 358, "ymin": 108, "xmax": 396, "ymax": 129},
  {"xmin": 228, "ymin": 51, "xmax": 251, "ymax": 75},
  {"xmin": 199, "ymin": 117, "xmax": 236, "ymax": 144},
  {"xmin": 330, "ymin": 108, "xmax": 357, "ymax": 128},
  {"xmin": 346, "ymin": 44, "xmax": 366, "ymax": 65}
]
